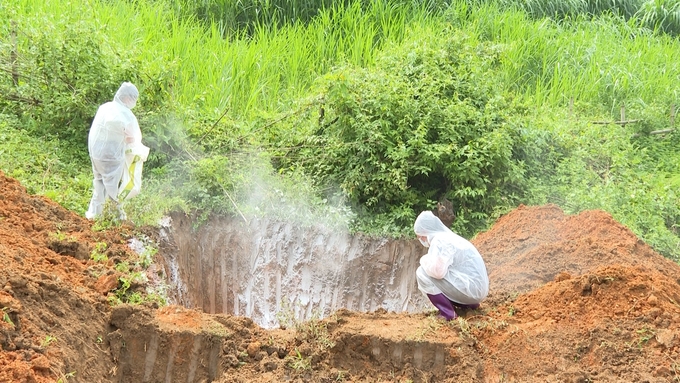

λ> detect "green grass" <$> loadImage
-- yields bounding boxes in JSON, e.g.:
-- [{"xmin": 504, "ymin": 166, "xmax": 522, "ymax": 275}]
[
  {"xmin": 0, "ymin": 116, "xmax": 91, "ymax": 213},
  {"xmin": 446, "ymin": 1, "xmax": 680, "ymax": 111},
  {"xmin": 0, "ymin": 0, "xmax": 678, "ymax": 260}
]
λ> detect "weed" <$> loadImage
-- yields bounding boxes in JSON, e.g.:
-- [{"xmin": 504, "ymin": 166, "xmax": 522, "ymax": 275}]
[
  {"xmin": 107, "ymin": 295, "xmax": 121, "ymax": 306},
  {"xmin": 96, "ymin": 336, "xmax": 103, "ymax": 344},
  {"xmin": 276, "ymin": 300, "xmax": 335, "ymax": 352},
  {"xmin": 1, "ymin": 307, "xmax": 14, "ymax": 327},
  {"xmin": 635, "ymin": 327, "xmax": 655, "ymax": 348},
  {"xmin": 295, "ymin": 317, "xmax": 335, "ymax": 350},
  {"xmin": 335, "ymin": 370, "xmax": 347, "ymax": 381},
  {"xmin": 91, "ymin": 201, "xmax": 124, "ymax": 231},
  {"xmin": 667, "ymin": 354, "xmax": 680, "ymax": 382},
  {"xmin": 287, "ymin": 349, "xmax": 311, "ymax": 371},
  {"xmin": 455, "ymin": 317, "xmax": 472, "ymax": 338},
  {"xmin": 56, "ymin": 371, "xmax": 76, "ymax": 383},
  {"xmin": 126, "ymin": 292, "xmax": 144, "ymax": 304},
  {"xmin": 408, "ymin": 316, "xmax": 442, "ymax": 341},
  {"xmin": 115, "ymin": 261, "xmax": 130, "ymax": 273},
  {"xmin": 110, "ymin": 271, "xmax": 146, "ymax": 304},
  {"xmin": 139, "ymin": 245, "xmax": 157, "ymax": 269},
  {"xmin": 275, "ymin": 299, "xmax": 298, "ymax": 330},
  {"xmin": 507, "ymin": 306, "xmax": 516, "ymax": 317},
  {"xmin": 41, "ymin": 335, "xmax": 57, "ymax": 348},
  {"xmin": 90, "ymin": 242, "xmax": 108, "ymax": 263},
  {"xmin": 670, "ymin": 298, "xmax": 680, "ymax": 309},
  {"xmin": 472, "ymin": 318, "xmax": 509, "ymax": 334},
  {"xmin": 144, "ymin": 292, "xmax": 168, "ymax": 306},
  {"xmin": 49, "ymin": 231, "xmax": 76, "ymax": 242}
]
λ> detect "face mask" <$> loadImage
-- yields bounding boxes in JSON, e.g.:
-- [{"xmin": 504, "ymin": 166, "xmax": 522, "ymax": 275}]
[
  {"xmin": 419, "ymin": 237, "xmax": 429, "ymax": 248},
  {"xmin": 124, "ymin": 96, "xmax": 138, "ymax": 109}
]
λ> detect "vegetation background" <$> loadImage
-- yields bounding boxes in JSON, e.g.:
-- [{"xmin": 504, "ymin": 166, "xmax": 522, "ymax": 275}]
[{"xmin": 0, "ymin": 0, "xmax": 678, "ymax": 260}]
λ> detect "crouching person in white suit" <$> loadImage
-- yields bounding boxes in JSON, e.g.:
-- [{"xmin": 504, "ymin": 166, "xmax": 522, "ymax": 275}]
[{"xmin": 414, "ymin": 211, "xmax": 489, "ymax": 320}]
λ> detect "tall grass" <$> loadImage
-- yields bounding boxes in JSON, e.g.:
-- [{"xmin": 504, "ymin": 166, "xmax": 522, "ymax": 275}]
[
  {"xmin": 447, "ymin": 1, "xmax": 680, "ymax": 113},
  {"xmin": 6, "ymin": 0, "xmax": 443, "ymax": 125},
  {"xmin": 490, "ymin": 0, "xmax": 643, "ymax": 19},
  {"xmin": 166, "ymin": 0, "xmax": 451, "ymax": 37}
]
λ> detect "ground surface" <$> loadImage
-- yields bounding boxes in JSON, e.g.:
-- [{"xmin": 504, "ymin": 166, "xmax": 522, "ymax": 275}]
[{"xmin": 1, "ymin": 170, "xmax": 679, "ymax": 382}]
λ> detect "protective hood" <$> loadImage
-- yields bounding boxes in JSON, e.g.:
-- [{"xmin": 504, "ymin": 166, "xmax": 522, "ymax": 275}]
[
  {"xmin": 114, "ymin": 82, "xmax": 139, "ymax": 109},
  {"xmin": 414, "ymin": 210, "xmax": 451, "ymax": 245}
]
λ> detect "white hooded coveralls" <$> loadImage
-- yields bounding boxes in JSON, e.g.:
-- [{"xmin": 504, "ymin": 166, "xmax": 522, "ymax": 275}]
[
  {"xmin": 86, "ymin": 82, "xmax": 148, "ymax": 219},
  {"xmin": 414, "ymin": 211, "xmax": 489, "ymax": 304}
]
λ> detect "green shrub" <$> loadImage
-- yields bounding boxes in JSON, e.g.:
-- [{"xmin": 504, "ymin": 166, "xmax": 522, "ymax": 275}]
[
  {"xmin": 278, "ymin": 29, "xmax": 525, "ymax": 235},
  {"xmin": 0, "ymin": 14, "xmax": 138, "ymax": 149}
]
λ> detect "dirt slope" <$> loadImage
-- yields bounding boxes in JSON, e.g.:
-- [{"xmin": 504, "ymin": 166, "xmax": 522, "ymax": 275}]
[{"xmin": 1, "ymin": 170, "xmax": 679, "ymax": 383}]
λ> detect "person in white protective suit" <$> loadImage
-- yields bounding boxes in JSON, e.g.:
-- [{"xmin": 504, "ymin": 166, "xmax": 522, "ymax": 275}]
[
  {"xmin": 86, "ymin": 82, "xmax": 149, "ymax": 221},
  {"xmin": 414, "ymin": 211, "xmax": 489, "ymax": 320}
]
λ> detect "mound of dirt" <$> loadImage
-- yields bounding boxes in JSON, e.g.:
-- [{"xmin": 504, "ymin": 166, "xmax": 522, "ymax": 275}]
[
  {"xmin": 475, "ymin": 204, "xmax": 680, "ymax": 303},
  {"xmin": 1, "ymin": 171, "xmax": 679, "ymax": 382}
]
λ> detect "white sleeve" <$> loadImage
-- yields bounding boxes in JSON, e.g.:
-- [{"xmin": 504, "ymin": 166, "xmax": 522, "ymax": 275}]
[
  {"xmin": 420, "ymin": 253, "xmax": 449, "ymax": 279},
  {"xmin": 420, "ymin": 238, "xmax": 453, "ymax": 279},
  {"xmin": 124, "ymin": 115, "xmax": 150, "ymax": 161}
]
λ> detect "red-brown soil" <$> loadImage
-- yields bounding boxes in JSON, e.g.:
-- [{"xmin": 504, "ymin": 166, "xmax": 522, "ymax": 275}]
[{"xmin": 1, "ymin": 170, "xmax": 679, "ymax": 382}]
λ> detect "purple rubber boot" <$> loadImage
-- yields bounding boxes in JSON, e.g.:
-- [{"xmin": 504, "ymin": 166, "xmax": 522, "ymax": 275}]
[{"xmin": 427, "ymin": 293, "xmax": 458, "ymax": 321}]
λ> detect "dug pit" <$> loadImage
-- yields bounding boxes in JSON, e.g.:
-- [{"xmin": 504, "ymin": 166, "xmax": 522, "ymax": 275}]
[{"xmin": 156, "ymin": 213, "xmax": 430, "ymax": 328}]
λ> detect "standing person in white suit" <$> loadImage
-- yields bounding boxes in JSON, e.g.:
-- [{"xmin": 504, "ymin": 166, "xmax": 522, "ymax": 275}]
[
  {"xmin": 86, "ymin": 82, "xmax": 149, "ymax": 221},
  {"xmin": 413, "ymin": 211, "xmax": 489, "ymax": 320}
]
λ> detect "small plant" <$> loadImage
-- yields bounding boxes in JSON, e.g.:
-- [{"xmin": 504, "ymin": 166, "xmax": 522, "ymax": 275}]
[
  {"xmin": 90, "ymin": 242, "xmax": 108, "ymax": 263},
  {"xmin": 1, "ymin": 307, "xmax": 14, "ymax": 327},
  {"xmin": 41, "ymin": 335, "xmax": 57, "ymax": 348},
  {"xmin": 473, "ymin": 318, "xmax": 509, "ymax": 334},
  {"xmin": 507, "ymin": 306, "xmax": 516, "ymax": 317},
  {"xmin": 287, "ymin": 349, "xmax": 311, "ymax": 371},
  {"xmin": 115, "ymin": 261, "xmax": 130, "ymax": 273},
  {"xmin": 335, "ymin": 370, "xmax": 347, "ymax": 381},
  {"xmin": 126, "ymin": 292, "xmax": 143, "ymax": 304},
  {"xmin": 276, "ymin": 299, "xmax": 298, "ymax": 329},
  {"xmin": 408, "ymin": 316, "xmax": 442, "ymax": 341},
  {"xmin": 455, "ymin": 317, "xmax": 472, "ymax": 339},
  {"xmin": 51, "ymin": 231, "xmax": 66, "ymax": 241},
  {"xmin": 294, "ymin": 317, "xmax": 335, "ymax": 350},
  {"xmin": 57, "ymin": 371, "xmax": 76, "ymax": 383},
  {"xmin": 109, "ymin": 271, "xmax": 149, "ymax": 305},
  {"xmin": 96, "ymin": 336, "xmax": 103, "ymax": 344},
  {"xmin": 635, "ymin": 327, "xmax": 655, "ymax": 348},
  {"xmin": 667, "ymin": 354, "xmax": 680, "ymax": 382},
  {"xmin": 144, "ymin": 292, "xmax": 168, "ymax": 306},
  {"xmin": 49, "ymin": 231, "xmax": 75, "ymax": 242},
  {"xmin": 139, "ymin": 245, "xmax": 158, "ymax": 269}
]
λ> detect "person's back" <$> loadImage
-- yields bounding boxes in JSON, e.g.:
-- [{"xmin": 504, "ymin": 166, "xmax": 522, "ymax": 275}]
[
  {"xmin": 427, "ymin": 231, "xmax": 489, "ymax": 303},
  {"xmin": 88, "ymin": 100, "xmax": 135, "ymax": 162},
  {"xmin": 85, "ymin": 82, "xmax": 140, "ymax": 220}
]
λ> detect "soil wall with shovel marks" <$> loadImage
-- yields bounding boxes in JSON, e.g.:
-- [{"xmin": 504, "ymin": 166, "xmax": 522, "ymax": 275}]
[{"xmin": 158, "ymin": 213, "xmax": 430, "ymax": 328}]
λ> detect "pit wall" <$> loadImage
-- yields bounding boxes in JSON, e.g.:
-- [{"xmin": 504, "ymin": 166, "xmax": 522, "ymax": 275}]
[{"xmin": 159, "ymin": 213, "xmax": 429, "ymax": 328}]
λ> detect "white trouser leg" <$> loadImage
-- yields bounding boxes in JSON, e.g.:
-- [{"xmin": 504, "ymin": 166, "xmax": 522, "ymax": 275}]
[
  {"xmin": 86, "ymin": 171, "xmax": 106, "ymax": 220},
  {"xmin": 416, "ymin": 266, "xmax": 443, "ymax": 296},
  {"xmin": 87, "ymin": 158, "xmax": 124, "ymax": 220}
]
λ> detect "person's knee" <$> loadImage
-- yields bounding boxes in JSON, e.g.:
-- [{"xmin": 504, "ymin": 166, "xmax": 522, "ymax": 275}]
[{"xmin": 416, "ymin": 266, "xmax": 432, "ymax": 285}]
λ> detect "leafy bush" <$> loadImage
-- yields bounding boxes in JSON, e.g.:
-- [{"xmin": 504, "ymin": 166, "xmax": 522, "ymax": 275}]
[
  {"xmin": 0, "ymin": 14, "xmax": 138, "ymax": 149},
  {"xmin": 278, "ymin": 29, "xmax": 526, "ymax": 235}
]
